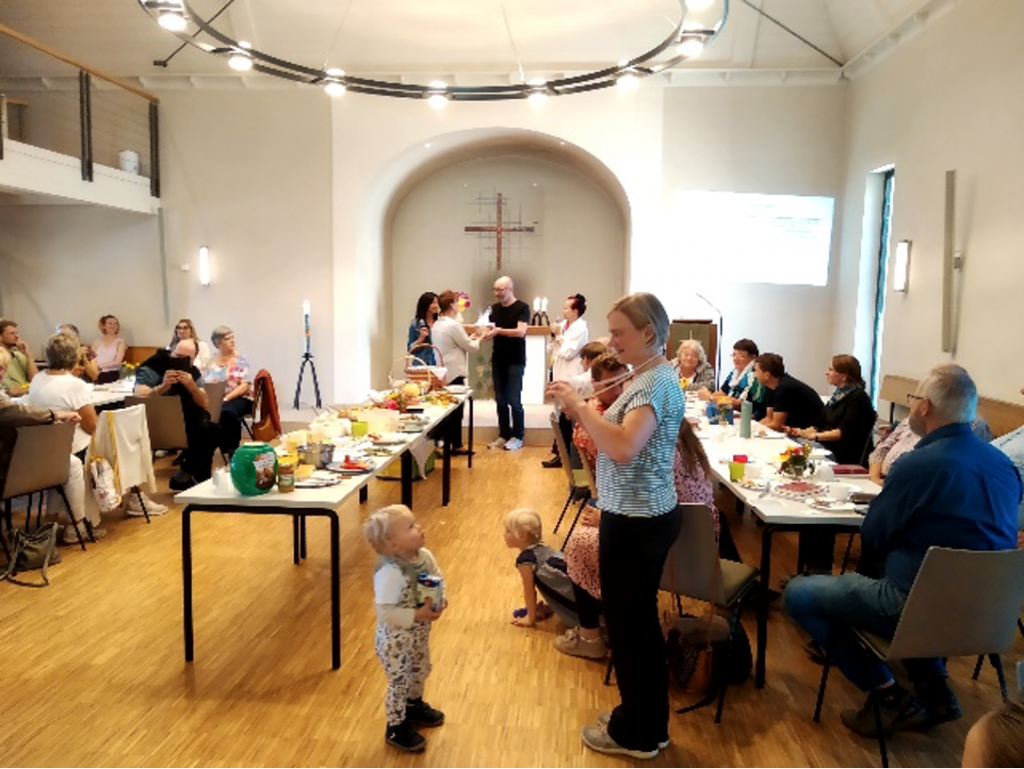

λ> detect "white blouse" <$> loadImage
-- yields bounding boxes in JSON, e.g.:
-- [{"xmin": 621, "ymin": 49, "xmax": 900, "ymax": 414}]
[{"xmin": 549, "ymin": 317, "xmax": 589, "ymax": 383}]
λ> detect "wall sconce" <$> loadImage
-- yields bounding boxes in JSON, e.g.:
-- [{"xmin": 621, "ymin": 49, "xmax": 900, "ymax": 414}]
[
  {"xmin": 893, "ymin": 240, "xmax": 911, "ymax": 293},
  {"xmin": 198, "ymin": 246, "xmax": 211, "ymax": 286}
]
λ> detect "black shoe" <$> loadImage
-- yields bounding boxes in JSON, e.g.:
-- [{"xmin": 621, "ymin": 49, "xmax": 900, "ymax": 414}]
[
  {"xmin": 840, "ymin": 685, "xmax": 929, "ymax": 737},
  {"xmin": 169, "ymin": 469, "xmax": 196, "ymax": 491},
  {"xmin": 172, "ymin": 450, "xmax": 186, "ymax": 466},
  {"xmin": 913, "ymin": 677, "xmax": 963, "ymax": 725},
  {"xmin": 406, "ymin": 698, "xmax": 445, "ymax": 727},
  {"xmin": 541, "ymin": 456, "xmax": 562, "ymax": 468},
  {"xmin": 385, "ymin": 720, "xmax": 426, "ymax": 752},
  {"xmin": 449, "ymin": 447, "xmax": 474, "ymax": 456},
  {"xmin": 804, "ymin": 639, "xmax": 826, "ymax": 665}
]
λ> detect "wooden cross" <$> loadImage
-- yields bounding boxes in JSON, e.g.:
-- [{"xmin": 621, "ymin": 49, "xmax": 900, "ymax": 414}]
[{"xmin": 464, "ymin": 192, "xmax": 536, "ymax": 272}]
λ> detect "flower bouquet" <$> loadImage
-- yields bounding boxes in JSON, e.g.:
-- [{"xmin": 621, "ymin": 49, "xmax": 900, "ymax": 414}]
[
  {"xmin": 779, "ymin": 443, "xmax": 815, "ymax": 478},
  {"xmin": 456, "ymin": 291, "xmax": 471, "ymax": 323}
]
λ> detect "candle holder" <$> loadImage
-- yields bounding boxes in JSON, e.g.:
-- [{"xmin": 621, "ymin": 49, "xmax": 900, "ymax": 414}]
[
  {"xmin": 530, "ymin": 311, "xmax": 550, "ymax": 327},
  {"xmin": 293, "ymin": 352, "xmax": 322, "ymax": 410}
]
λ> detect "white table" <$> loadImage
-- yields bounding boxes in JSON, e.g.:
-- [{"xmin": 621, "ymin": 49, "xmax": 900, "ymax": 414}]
[
  {"xmin": 174, "ymin": 393, "xmax": 471, "ymax": 670},
  {"xmin": 11, "ymin": 382, "xmax": 130, "ymax": 409},
  {"xmin": 696, "ymin": 419, "xmax": 881, "ymax": 688}
]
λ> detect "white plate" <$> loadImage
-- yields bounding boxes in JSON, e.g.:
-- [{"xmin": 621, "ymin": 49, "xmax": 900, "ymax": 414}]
[
  {"xmin": 445, "ymin": 384, "xmax": 470, "ymax": 394},
  {"xmin": 807, "ymin": 498, "xmax": 856, "ymax": 512},
  {"xmin": 756, "ymin": 431, "xmax": 786, "ymax": 440},
  {"xmin": 371, "ymin": 433, "xmax": 408, "ymax": 446},
  {"xmin": 809, "ymin": 449, "xmax": 832, "ymax": 460}
]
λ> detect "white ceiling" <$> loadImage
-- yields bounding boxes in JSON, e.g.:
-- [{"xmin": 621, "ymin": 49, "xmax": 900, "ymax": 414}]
[{"xmin": 0, "ymin": 0, "xmax": 948, "ymax": 86}]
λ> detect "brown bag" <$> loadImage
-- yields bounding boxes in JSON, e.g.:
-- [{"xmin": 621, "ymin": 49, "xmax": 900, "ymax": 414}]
[
  {"xmin": 664, "ymin": 545, "xmax": 720, "ymax": 694},
  {"xmin": 251, "ymin": 369, "xmax": 282, "ymax": 443}
]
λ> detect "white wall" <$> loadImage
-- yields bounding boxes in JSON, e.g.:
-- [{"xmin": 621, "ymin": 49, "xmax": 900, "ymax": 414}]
[
  {"xmin": 389, "ymin": 155, "xmax": 626, "ymax": 365},
  {"xmin": 657, "ymin": 85, "xmax": 848, "ymax": 390},
  {"xmin": 833, "ymin": 0, "xmax": 1024, "ymax": 401}
]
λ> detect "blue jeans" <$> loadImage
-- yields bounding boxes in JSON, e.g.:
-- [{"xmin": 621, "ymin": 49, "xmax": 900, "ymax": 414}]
[
  {"xmin": 784, "ymin": 573, "xmax": 947, "ymax": 691},
  {"xmin": 493, "ymin": 362, "xmax": 525, "ymax": 440}
]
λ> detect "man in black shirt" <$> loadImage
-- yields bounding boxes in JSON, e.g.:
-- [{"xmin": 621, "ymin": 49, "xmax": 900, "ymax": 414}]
[
  {"xmin": 482, "ymin": 275, "xmax": 530, "ymax": 451},
  {"xmin": 754, "ymin": 353, "xmax": 824, "ymax": 431}
]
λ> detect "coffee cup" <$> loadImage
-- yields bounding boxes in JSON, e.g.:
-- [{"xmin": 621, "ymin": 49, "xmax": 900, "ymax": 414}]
[
  {"xmin": 828, "ymin": 483, "xmax": 852, "ymax": 502},
  {"xmin": 816, "ymin": 464, "xmax": 836, "ymax": 482},
  {"xmin": 745, "ymin": 463, "xmax": 762, "ymax": 481},
  {"xmin": 729, "ymin": 461, "xmax": 746, "ymax": 482}
]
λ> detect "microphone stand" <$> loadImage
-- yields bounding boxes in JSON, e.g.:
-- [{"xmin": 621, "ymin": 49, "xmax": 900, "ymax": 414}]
[{"xmin": 695, "ymin": 292, "xmax": 724, "ymax": 382}]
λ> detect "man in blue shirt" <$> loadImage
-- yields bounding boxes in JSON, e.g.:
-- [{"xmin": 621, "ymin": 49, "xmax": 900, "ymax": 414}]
[{"xmin": 784, "ymin": 364, "xmax": 1021, "ymax": 737}]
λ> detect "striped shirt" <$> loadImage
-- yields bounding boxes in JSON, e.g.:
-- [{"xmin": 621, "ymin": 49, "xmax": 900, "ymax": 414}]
[{"xmin": 596, "ymin": 362, "xmax": 684, "ymax": 517}]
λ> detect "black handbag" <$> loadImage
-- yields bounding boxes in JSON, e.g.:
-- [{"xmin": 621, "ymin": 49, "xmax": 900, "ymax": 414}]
[{"xmin": 2, "ymin": 522, "xmax": 60, "ymax": 587}]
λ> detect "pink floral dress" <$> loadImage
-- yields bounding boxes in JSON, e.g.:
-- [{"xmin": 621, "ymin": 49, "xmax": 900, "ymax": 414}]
[{"xmin": 565, "ymin": 421, "xmax": 719, "ymax": 600}]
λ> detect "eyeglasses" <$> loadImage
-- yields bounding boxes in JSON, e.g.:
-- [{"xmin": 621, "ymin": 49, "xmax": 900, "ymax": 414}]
[
  {"xmin": 175, "ymin": 324, "xmax": 191, "ymax": 331},
  {"xmin": 906, "ymin": 394, "xmax": 925, "ymax": 405}
]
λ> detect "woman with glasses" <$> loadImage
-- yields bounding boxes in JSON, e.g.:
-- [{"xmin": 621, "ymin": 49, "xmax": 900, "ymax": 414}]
[{"xmin": 168, "ymin": 319, "xmax": 211, "ymax": 374}]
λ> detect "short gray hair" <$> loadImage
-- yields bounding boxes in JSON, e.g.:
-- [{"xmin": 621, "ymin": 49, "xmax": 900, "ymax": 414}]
[
  {"xmin": 610, "ymin": 292, "xmax": 671, "ymax": 351},
  {"xmin": 677, "ymin": 339, "xmax": 707, "ymax": 367},
  {"xmin": 919, "ymin": 363, "xmax": 977, "ymax": 424},
  {"xmin": 45, "ymin": 332, "xmax": 81, "ymax": 371},
  {"xmin": 210, "ymin": 325, "xmax": 233, "ymax": 348}
]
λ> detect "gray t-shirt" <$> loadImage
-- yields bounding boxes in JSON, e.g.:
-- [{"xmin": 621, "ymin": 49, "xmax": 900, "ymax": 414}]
[{"xmin": 596, "ymin": 362, "xmax": 684, "ymax": 517}]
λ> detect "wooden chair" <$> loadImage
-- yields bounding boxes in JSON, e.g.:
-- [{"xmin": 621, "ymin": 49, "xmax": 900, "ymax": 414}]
[
  {"xmin": 124, "ymin": 393, "xmax": 188, "ymax": 452},
  {"xmin": 813, "ymin": 547, "xmax": 1024, "ymax": 768},
  {"xmin": 659, "ymin": 503, "xmax": 759, "ymax": 723},
  {"xmin": 549, "ymin": 412, "xmax": 591, "ymax": 543},
  {"xmin": 1, "ymin": 422, "xmax": 88, "ymax": 552}
]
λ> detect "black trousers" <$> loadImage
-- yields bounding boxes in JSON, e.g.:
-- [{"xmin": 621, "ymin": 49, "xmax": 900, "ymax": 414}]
[
  {"xmin": 572, "ymin": 581, "xmax": 602, "ymax": 631},
  {"xmin": 600, "ymin": 506, "xmax": 683, "ymax": 751},
  {"xmin": 447, "ymin": 376, "xmax": 466, "ymax": 449},
  {"xmin": 219, "ymin": 397, "xmax": 253, "ymax": 455}
]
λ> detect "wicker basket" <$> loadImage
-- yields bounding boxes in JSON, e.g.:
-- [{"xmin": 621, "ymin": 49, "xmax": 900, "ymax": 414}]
[{"xmin": 390, "ymin": 344, "xmax": 447, "ymax": 393}]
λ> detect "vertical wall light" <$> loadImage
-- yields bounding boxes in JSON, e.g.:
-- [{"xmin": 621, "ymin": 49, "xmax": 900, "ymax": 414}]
[
  {"xmin": 893, "ymin": 240, "xmax": 911, "ymax": 293},
  {"xmin": 198, "ymin": 246, "xmax": 211, "ymax": 286}
]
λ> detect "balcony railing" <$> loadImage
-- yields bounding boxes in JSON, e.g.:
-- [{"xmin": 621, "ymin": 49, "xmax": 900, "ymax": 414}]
[{"xmin": 0, "ymin": 23, "xmax": 160, "ymax": 197}]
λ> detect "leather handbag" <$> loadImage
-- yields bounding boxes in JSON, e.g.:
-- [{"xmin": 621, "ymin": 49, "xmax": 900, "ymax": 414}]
[{"xmin": 2, "ymin": 522, "xmax": 60, "ymax": 587}]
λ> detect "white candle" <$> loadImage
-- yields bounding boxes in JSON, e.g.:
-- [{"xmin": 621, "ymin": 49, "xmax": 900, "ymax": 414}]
[
  {"xmin": 542, "ymin": 297, "xmax": 548, "ymax": 312},
  {"xmin": 533, "ymin": 296, "xmax": 540, "ymax": 312}
]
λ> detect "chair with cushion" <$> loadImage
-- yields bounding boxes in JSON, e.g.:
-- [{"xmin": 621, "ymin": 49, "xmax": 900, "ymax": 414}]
[
  {"xmin": 549, "ymin": 412, "xmax": 591, "ymax": 544},
  {"xmin": 813, "ymin": 546, "xmax": 1024, "ymax": 768},
  {"xmin": 659, "ymin": 503, "xmax": 760, "ymax": 723},
  {"xmin": 1, "ymin": 422, "xmax": 87, "ymax": 552}
]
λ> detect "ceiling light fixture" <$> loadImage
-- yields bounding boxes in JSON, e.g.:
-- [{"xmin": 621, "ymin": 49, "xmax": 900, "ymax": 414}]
[{"xmin": 139, "ymin": 0, "xmax": 729, "ymax": 101}]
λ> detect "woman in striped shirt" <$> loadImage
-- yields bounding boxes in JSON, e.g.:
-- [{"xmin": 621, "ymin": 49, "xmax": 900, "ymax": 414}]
[{"xmin": 547, "ymin": 292, "xmax": 684, "ymax": 760}]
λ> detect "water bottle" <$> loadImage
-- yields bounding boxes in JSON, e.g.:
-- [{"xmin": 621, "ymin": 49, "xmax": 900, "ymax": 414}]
[
  {"xmin": 740, "ymin": 400, "xmax": 753, "ymax": 438},
  {"xmin": 705, "ymin": 401, "xmax": 718, "ymax": 420}
]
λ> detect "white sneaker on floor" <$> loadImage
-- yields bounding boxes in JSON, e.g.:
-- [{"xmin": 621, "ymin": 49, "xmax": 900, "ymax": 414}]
[
  {"xmin": 487, "ymin": 437, "xmax": 507, "ymax": 449},
  {"xmin": 504, "ymin": 438, "xmax": 524, "ymax": 451},
  {"xmin": 125, "ymin": 492, "xmax": 168, "ymax": 516}
]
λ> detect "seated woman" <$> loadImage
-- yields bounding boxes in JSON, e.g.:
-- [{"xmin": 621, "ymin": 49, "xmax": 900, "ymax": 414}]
[
  {"xmin": 869, "ymin": 414, "xmax": 992, "ymax": 485},
  {"xmin": 699, "ymin": 338, "xmax": 767, "ymax": 419},
  {"xmin": 168, "ymin": 319, "xmax": 212, "ymax": 374},
  {"xmin": 25, "ymin": 333, "xmax": 109, "ymax": 542},
  {"xmin": 57, "ymin": 324, "xmax": 99, "ymax": 382},
  {"xmin": 676, "ymin": 339, "xmax": 715, "ymax": 392},
  {"xmin": 557, "ymin": 357, "xmax": 720, "ymax": 659},
  {"xmin": 786, "ymin": 354, "xmax": 876, "ymax": 466},
  {"xmin": 91, "ymin": 314, "xmax": 127, "ymax": 385},
  {"xmin": 205, "ymin": 326, "xmax": 253, "ymax": 456},
  {"xmin": 407, "ymin": 292, "xmax": 439, "ymax": 366}
]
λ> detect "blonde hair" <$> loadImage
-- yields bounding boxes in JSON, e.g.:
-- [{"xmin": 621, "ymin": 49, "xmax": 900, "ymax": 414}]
[
  {"xmin": 609, "ymin": 292, "xmax": 670, "ymax": 351},
  {"xmin": 364, "ymin": 504, "xmax": 413, "ymax": 554},
  {"xmin": 676, "ymin": 339, "xmax": 707, "ymax": 367},
  {"xmin": 504, "ymin": 508, "xmax": 542, "ymax": 545}
]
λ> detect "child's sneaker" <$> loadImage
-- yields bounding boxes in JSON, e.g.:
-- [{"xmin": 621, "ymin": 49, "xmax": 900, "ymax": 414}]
[
  {"xmin": 385, "ymin": 720, "xmax": 426, "ymax": 752},
  {"xmin": 406, "ymin": 698, "xmax": 445, "ymax": 727}
]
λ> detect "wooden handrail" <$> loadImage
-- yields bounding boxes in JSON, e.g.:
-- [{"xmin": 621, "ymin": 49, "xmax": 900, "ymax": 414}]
[{"xmin": 0, "ymin": 23, "xmax": 159, "ymax": 104}]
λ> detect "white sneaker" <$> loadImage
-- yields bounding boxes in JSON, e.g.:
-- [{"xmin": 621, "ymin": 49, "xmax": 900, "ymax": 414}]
[
  {"xmin": 125, "ymin": 492, "xmax": 168, "ymax": 516},
  {"xmin": 504, "ymin": 438, "xmax": 524, "ymax": 451},
  {"xmin": 487, "ymin": 437, "xmax": 507, "ymax": 450}
]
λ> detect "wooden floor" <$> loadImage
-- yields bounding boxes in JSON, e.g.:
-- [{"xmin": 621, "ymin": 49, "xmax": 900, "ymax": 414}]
[{"xmin": 0, "ymin": 445, "xmax": 1018, "ymax": 767}]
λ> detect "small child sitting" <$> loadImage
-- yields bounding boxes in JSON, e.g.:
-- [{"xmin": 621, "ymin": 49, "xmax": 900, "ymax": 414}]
[
  {"xmin": 364, "ymin": 504, "xmax": 447, "ymax": 753},
  {"xmin": 504, "ymin": 508, "xmax": 578, "ymax": 628}
]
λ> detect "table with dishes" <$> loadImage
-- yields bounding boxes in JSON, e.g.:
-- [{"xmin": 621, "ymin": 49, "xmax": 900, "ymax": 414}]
[
  {"xmin": 174, "ymin": 387, "xmax": 472, "ymax": 671},
  {"xmin": 687, "ymin": 394, "xmax": 881, "ymax": 688}
]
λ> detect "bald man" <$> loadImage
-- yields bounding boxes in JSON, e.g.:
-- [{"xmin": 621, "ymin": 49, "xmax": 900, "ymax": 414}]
[{"xmin": 482, "ymin": 276, "xmax": 530, "ymax": 450}]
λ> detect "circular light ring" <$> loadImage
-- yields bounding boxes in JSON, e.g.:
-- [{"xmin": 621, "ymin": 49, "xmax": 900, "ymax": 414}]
[{"xmin": 140, "ymin": 0, "xmax": 729, "ymax": 100}]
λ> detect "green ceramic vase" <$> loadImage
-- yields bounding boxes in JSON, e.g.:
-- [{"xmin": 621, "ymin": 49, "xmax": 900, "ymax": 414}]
[{"xmin": 230, "ymin": 442, "xmax": 279, "ymax": 496}]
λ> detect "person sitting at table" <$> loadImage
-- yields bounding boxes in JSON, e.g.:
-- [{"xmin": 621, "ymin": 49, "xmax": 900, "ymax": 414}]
[
  {"xmin": 676, "ymin": 339, "xmax": 715, "ymax": 393},
  {"xmin": 205, "ymin": 326, "xmax": 253, "ymax": 457},
  {"xmin": 432, "ymin": 290, "xmax": 480, "ymax": 456},
  {"xmin": 989, "ymin": 382, "xmax": 1024, "ymax": 544},
  {"xmin": 91, "ymin": 314, "xmax": 127, "ymax": 385},
  {"xmin": 567, "ymin": 342, "xmax": 609, "ymax": 399},
  {"xmin": 1, "ymin": 318, "xmax": 38, "ymax": 396},
  {"xmin": 754, "ymin": 353, "xmax": 823, "ymax": 431},
  {"xmin": 168, "ymin": 318, "xmax": 211, "ymax": 374},
  {"xmin": 699, "ymin": 338, "xmax": 767, "ymax": 419},
  {"xmin": 0, "ymin": 345, "xmax": 89, "ymax": 544},
  {"xmin": 869, "ymin": 414, "xmax": 993, "ymax": 486},
  {"xmin": 784, "ymin": 364, "xmax": 1021, "ymax": 737},
  {"xmin": 25, "ymin": 333, "xmax": 111, "ymax": 542},
  {"xmin": 786, "ymin": 354, "xmax": 876, "ymax": 466},
  {"xmin": 135, "ymin": 339, "xmax": 219, "ymax": 491},
  {"xmin": 407, "ymin": 292, "xmax": 440, "ymax": 366},
  {"xmin": 56, "ymin": 324, "xmax": 100, "ymax": 383}
]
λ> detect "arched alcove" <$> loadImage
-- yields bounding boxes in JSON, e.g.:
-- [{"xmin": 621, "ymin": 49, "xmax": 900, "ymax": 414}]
[{"xmin": 365, "ymin": 127, "xmax": 632, "ymax": 386}]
